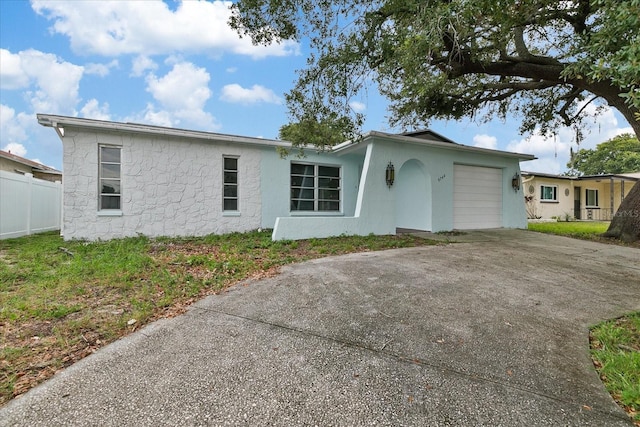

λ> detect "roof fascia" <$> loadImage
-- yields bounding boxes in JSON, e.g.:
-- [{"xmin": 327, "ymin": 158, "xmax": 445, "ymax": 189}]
[{"xmin": 37, "ymin": 114, "xmax": 292, "ymax": 149}]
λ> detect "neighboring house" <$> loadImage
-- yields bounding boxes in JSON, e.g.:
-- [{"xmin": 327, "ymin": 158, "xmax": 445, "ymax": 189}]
[
  {"xmin": 37, "ymin": 114, "xmax": 535, "ymax": 241},
  {"xmin": 0, "ymin": 149, "xmax": 62, "ymax": 182},
  {"xmin": 521, "ymin": 171, "xmax": 640, "ymax": 220}
]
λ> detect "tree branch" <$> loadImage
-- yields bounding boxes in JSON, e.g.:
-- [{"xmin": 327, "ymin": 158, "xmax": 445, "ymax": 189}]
[
  {"xmin": 558, "ymin": 87, "xmax": 583, "ymax": 125},
  {"xmin": 511, "ymin": 26, "xmax": 562, "ymax": 66}
]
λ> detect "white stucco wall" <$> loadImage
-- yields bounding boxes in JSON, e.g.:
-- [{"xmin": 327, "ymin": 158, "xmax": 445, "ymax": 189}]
[{"xmin": 61, "ymin": 127, "xmax": 265, "ymax": 240}]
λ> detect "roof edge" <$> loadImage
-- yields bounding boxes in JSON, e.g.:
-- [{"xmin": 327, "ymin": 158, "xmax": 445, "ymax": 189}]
[
  {"xmin": 0, "ymin": 149, "xmax": 62, "ymax": 174},
  {"xmin": 522, "ymin": 171, "xmax": 640, "ymax": 181},
  {"xmin": 37, "ymin": 114, "xmax": 293, "ymax": 149},
  {"xmin": 345, "ymin": 131, "xmax": 536, "ymax": 161}
]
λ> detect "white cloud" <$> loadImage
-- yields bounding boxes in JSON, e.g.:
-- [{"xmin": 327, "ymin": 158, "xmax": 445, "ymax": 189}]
[
  {"xmin": 349, "ymin": 101, "xmax": 366, "ymax": 113},
  {"xmin": 510, "ymin": 103, "xmax": 633, "ymax": 174},
  {"xmin": 140, "ymin": 62, "xmax": 219, "ymax": 130},
  {"xmin": 2, "ymin": 142, "xmax": 27, "ymax": 157},
  {"xmin": 140, "ymin": 104, "xmax": 173, "ymax": 128},
  {"xmin": 80, "ymin": 99, "xmax": 111, "ymax": 120},
  {"xmin": 472, "ymin": 134, "xmax": 497, "ymax": 149},
  {"xmin": 226, "ymin": 67, "xmax": 238, "ymax": 73},
  {"xmin": 0, "ymin": 104, "xmax": 30, "ymax": 144},
  {"xmin": 146, "ymin": 62, "xmax": 211, "ymax": 111},
  {"xmin": 0, "ymin": 49, "xmax": 30, "ymax": 89},
  {"xmin": 131, "ymin": 55, "xmax": 158, "ymax": 77},
  {"xmin": 1, "ymin": 48, "xmax": 84, "ymax": 113},
  {"xmin": 220, "ymin": 83, "xmax": 282, "ymax": 105},
  {"xmin": 31, "ymin": 0, "xmax": 300, "ymax": 59},
  {"xmin": 84, "ymin": 60, "xmax": 119, "ymax": 77}
]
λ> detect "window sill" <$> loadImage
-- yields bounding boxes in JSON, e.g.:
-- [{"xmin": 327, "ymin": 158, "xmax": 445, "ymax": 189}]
[
  {"xmin": 98, "ymin": 210, "xmax": 123, "ymax": 217},
  {"xmin": 223, "ymin": 211, "xmax": 241, "ymax": 217},
  {"xmin": 290, "ymin": 211, "xmax": 344, "ymax": 217},
  {"xmin": 540, "ymin": 200, "xmax": 558, "ymax": 203},
  {"xmin": 585, "ymin": 206, "xmax": 600, "ymax": 209}
]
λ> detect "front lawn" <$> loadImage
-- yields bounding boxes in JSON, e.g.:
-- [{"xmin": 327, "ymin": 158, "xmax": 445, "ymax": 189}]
[
  {"xmin": 528, "ymin": 220, "xmax": 610, "ymax": 239},
  {"xmin": 0, "ymin": 230, "xmax": 436, "ymax": 405}
]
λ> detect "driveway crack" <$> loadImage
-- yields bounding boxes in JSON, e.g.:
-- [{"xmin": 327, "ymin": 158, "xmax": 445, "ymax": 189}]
[{"xmin": 193, "ymin": 306, "xmax": 629, "ymax": 423}]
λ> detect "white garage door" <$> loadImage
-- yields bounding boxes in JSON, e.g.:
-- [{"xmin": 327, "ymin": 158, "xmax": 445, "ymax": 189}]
[{"xmin": 453, "ymin": 165, "xmax": 503, "ymax": 229}]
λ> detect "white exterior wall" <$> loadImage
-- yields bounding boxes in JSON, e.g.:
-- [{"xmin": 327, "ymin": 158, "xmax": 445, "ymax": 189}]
[{"xmin": 61, "ymin": 128, "xmax": 264, "ymax": 240}]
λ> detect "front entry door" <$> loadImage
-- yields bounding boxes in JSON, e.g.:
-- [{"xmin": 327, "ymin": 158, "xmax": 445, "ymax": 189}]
[{"xmin": 574, "ymin": 186, "xmax": 581, "ymax": 219}]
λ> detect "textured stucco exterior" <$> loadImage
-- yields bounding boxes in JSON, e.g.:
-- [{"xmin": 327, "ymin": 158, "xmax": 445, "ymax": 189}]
[
  {"xmin": 60, "ymin": 127, "xmax": 265, "ymax": 240},
  {"xmin": 271, "ymin": 134, "xmax": 530, "ymax": 240},
  {"xmin": 39, "ymin": 114, "xmax": 536, "ymax": 241}
]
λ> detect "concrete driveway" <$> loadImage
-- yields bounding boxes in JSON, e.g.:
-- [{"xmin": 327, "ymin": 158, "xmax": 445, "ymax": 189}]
[{"xmin": 2, "ymin": 230, "xmax": 639, "ymax": 426}]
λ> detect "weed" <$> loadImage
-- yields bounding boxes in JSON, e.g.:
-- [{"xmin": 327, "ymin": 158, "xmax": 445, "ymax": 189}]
[
  {"xmin": 0, "ymin": 230, "xmax": 437, "ymax": 404},
  {"xmin": 590, "ymin": 312, "xmax": 640, "ymax": 424}
]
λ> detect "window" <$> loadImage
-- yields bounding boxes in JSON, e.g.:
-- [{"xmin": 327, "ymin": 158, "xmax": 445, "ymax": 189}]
[
  {"xmin": 223, "ymin": 156, "xmax": 238, "ymax": 211},
  {"xmin": 540, "ymin": 185, "xmax": 557, "ymax": 202},
  {"xmin": 586, "ymin": 189, "xmax": 599, "ymax": 207},
  {"xmin": 291, "ymin": 163, "xmax": 340, "ymax": 211},
  {"xmin": 99, "ymin": 146, "xmax": 121, "ymax": 210}
]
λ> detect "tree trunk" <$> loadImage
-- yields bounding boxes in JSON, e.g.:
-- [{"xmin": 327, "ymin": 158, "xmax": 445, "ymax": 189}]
[{"xmin": 603, "ymin": 181, "xmax": 640, "ymax": 242}]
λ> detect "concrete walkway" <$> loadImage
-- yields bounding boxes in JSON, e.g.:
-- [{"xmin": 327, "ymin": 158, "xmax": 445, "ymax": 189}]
[{"xmin": 2, "ymin": 230, "xmax": 639, "ymax": 426}]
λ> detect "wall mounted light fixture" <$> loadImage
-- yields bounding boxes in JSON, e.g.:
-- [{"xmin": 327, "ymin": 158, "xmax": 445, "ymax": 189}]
[
  {"xmin": 512, "ymin": 173, "xmax": 521, "ymax": 192},
  {"xmin": 386, "ymin": 162, "xmax": 395, "ymax": 188}
]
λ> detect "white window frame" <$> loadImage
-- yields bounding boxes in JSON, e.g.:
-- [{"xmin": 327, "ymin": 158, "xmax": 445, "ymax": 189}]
[
  {"xmin": 540, "ymin": 185, "xmax": 558, "ymax": 202},
  {"xmin": 586, "ymin": 188, "xmax": 599, "ymax": 208},
  {"xmin": 290, "ymin": 162, "xmax": 341, "ymax": 213},
  {"xmin": 98, "ymin": 145, "xmax": 121, "ymax": 212},
  {"xmin": 223, "ymin": 156, "xmax": 239, "ymax": 212}
]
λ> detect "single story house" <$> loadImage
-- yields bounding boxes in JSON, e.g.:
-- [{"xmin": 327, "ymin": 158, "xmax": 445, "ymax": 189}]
[
  {"xmin": 521, "ymin": 171, "xmax": 640, "ymax": 220},
  {"xmin": 37, "ymin": 114, "xmax": 535, "ymax": 241},
  {"xmin": 0, "ymin": 149, "xmax": 62, "ymax": 182}
]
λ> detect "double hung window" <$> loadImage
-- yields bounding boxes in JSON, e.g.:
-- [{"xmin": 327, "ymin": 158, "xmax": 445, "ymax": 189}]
[
  {"xmin": 223, "ymin": 157, "xmax": 238, "ymax": 211},
  {"xmin": 99, "ymin": 146, "xmax": 121, "ymax": 210}
]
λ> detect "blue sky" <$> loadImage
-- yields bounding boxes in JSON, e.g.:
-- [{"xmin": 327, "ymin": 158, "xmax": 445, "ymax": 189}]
[{"xmin": 0, "ymin": 0, "xmax": 633, "ymax": 173}]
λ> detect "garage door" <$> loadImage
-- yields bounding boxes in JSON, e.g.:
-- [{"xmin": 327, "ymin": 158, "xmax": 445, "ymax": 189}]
[{"xmin": 453, "ymin": 165, "xmax": 503, "ymax": 229}]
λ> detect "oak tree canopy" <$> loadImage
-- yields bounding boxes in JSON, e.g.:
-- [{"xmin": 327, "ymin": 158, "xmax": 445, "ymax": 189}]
[{"xmin": 230, "ymin": 0, "xmax": 640, "ymax": 241}]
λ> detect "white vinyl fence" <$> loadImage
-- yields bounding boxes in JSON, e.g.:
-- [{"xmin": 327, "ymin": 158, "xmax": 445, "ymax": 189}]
[{"xmin": 0, "ymin": 170, "xmax": 62, "ymax": 239}]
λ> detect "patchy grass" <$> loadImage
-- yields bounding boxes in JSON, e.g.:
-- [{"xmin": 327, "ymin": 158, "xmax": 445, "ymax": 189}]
[
  {"xmin": 590, "ymin": 312, "xmax": 640, "ymax": 425},
  {"xmin": 0, "ymin": 230, "xmax": 437, "ymax": 404}
]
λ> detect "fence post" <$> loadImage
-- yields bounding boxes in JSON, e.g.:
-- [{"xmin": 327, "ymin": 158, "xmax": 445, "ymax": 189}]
[
  {"xmin": 56, "ymin": 180, "xmax": 63, "ymax": 237},
  {"xmin": 26, "ymin": 173, "xmax": 33, "ymax": 236}
]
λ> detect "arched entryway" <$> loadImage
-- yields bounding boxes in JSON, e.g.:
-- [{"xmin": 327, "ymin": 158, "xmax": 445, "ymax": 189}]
[{"xmin": 395, "ymin": 159, "xmax": 431, "ymax": 231}]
